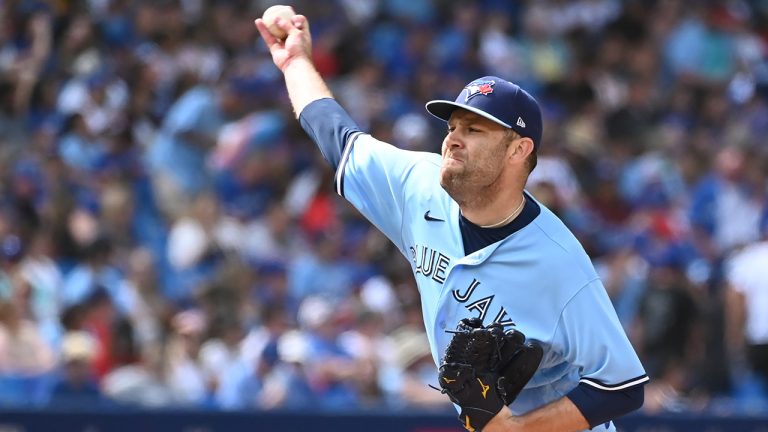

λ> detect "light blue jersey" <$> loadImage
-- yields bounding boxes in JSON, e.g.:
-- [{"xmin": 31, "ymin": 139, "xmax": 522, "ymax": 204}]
[{"xmin": 336, "ymin": 131, "xmax": 648, "ymax": 431}]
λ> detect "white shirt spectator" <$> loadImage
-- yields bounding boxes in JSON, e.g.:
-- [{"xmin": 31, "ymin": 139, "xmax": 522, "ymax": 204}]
[
  {"xmin": 57, "ymin": 75, "xmax": 129, "ymax": 134},
  {"xmin": 727, "ymin": 241, "xmax": 768, "ymax": 344},
  {"xmin": 102, "ymin": 364, "xmax": 174, "ymax": 407},
  {"xmin": 166, "ymin": 355, "xmax": 209, "ymax": 405},
  {"xmin": 167, "ymin": 217, "xmax": 210, "ymax": 270},
  {"xmin": 716, "ymin": 184, "xmax": 763, "ymax": 252}
]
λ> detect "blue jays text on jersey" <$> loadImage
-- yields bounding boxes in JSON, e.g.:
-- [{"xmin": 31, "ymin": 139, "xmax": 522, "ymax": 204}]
[{"xmin": 411, "ymin": 244, "xmax": 516, "ymax": 329}]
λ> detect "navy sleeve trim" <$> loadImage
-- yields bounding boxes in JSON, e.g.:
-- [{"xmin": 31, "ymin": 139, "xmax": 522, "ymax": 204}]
[
  {"xmin": 567, "ymin": 380, "xmax": 646, "ymax": 429},
  {"xmin": 298, "ymin": 98, "xmax": 362, "ymax": 170},
  {"xmin": 334, "ymin": 131, "xmax": 363, "ymax": 198},
  {"xmin": 579, "ymin": 374, "xmax": 649, "ymax": 391}
]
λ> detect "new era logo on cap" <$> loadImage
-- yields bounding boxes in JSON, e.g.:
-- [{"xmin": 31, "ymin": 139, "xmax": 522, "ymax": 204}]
[{"xmin": 425, "ymin": 76, "xmax": 543, "ymax": 149}]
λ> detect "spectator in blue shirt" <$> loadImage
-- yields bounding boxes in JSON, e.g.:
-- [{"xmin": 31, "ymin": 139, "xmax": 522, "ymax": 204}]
[{"xmin": 148, "ymin": 79, "xmax": 251, "ymax": 218}]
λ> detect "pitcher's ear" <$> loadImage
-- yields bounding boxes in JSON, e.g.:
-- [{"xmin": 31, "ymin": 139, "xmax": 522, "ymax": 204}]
[{"xmin": 509, "ymin": 136, "xmax": 534, "ymax": 161}]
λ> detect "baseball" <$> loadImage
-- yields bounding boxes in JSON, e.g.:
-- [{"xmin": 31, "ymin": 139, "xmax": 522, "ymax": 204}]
[{"xmin": 262, "ymin": 5, "xmax": 295, "ymax": 40}]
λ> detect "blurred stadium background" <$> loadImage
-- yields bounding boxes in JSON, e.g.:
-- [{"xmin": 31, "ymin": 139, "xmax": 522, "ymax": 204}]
[{"xmin": 1, "ymin": 0, "xmax": 768, "ymax": 430}]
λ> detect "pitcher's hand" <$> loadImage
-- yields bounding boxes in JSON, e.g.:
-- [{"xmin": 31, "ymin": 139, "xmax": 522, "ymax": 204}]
[{"xmin": 255, "ymin": 14, "xmax": 312, "ymax": 72}]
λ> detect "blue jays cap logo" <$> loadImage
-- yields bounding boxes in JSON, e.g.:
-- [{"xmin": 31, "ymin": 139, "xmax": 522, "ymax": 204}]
[{"xmin": 463, "ymin": 80, "xmax": 495, "ymax": 102}]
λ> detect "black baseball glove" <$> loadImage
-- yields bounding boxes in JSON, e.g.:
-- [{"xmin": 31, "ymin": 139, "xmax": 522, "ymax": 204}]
[{"xmin": 437, "ymin": 318, "xmax": 543, "ymax": 431}]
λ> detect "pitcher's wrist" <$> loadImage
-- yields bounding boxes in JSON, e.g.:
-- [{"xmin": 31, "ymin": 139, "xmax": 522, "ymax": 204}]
[{"xmin": 484, "ymin": 406, "xmax": 522, "ymax": 432}]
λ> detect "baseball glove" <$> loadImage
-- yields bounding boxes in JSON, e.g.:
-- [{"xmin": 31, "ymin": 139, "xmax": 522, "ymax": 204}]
[{"xmin": 437, "ymin": 318, "xmax": 543, "ymax": 431}]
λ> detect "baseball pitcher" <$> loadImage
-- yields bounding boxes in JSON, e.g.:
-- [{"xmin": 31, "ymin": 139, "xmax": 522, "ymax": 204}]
[{"xmin": 255, "ymin": 9, "xmax": 648, "ymax": 432}]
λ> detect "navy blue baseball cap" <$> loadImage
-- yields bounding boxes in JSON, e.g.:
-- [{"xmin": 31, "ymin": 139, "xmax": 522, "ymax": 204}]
[{"xmin": 425, "ymin": 76, "xmax": 543, "ymax": 149}]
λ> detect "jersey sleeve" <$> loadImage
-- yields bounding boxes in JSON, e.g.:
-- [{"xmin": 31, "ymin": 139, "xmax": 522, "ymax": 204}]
[
  {"xmin": 336, "ymin": 133, "xmax": 431, "ymax": 254},
  {"xmin": 299, "ymin": 98, "xmax": 361, "ymax": 169},
  {"xmin": 298, "ymin": 98, "xmax": 428, "ymax": 255},
  {"xmin": 554, "ymin": 279, "xmax": 649, "ymax": 391},
  {"xmin": 567, "ymin": 383, "xmax": 644, "ymax": 429},
  {"xmin": 335, "ymin": 132, "xmax": 425, "ymax": 254}
]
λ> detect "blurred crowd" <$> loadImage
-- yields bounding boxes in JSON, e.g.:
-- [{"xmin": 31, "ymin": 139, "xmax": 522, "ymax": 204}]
[{"xmin": 1, "ymin": 0, "xmax": 768, "ymax": 416}]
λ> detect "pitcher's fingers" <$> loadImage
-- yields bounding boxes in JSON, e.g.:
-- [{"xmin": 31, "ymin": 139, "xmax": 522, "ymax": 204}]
[
  {"xmin": 274, "ymin": 17, "xmax": 294, "ymax": 34},
  {"xmin": 254, "ymin": 18, "xmax": 279, "ymax": 48},
  {"xmin": 291, "ymin": 14, "xmax": 308, "ymax": 30}
]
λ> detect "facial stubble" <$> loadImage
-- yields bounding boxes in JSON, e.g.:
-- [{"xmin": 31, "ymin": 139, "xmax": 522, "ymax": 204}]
[{"xmin": 439, "ymin": 136, "xmax": 510, "ymax": 209}]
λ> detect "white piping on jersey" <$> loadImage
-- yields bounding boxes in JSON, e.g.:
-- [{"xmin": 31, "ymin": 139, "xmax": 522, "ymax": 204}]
[
  {"xmin": 579, "ymin": 375, "xmax": 649, "ymax": 391},
  {"xmin": 335, "ymin": 131, "xmax": 363, "ymax": 196}
]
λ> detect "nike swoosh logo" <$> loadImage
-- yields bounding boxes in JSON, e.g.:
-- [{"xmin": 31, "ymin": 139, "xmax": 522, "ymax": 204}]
[{"xmin": 424, "ymin": 210, "xmax": 444, "ymax": 222}]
